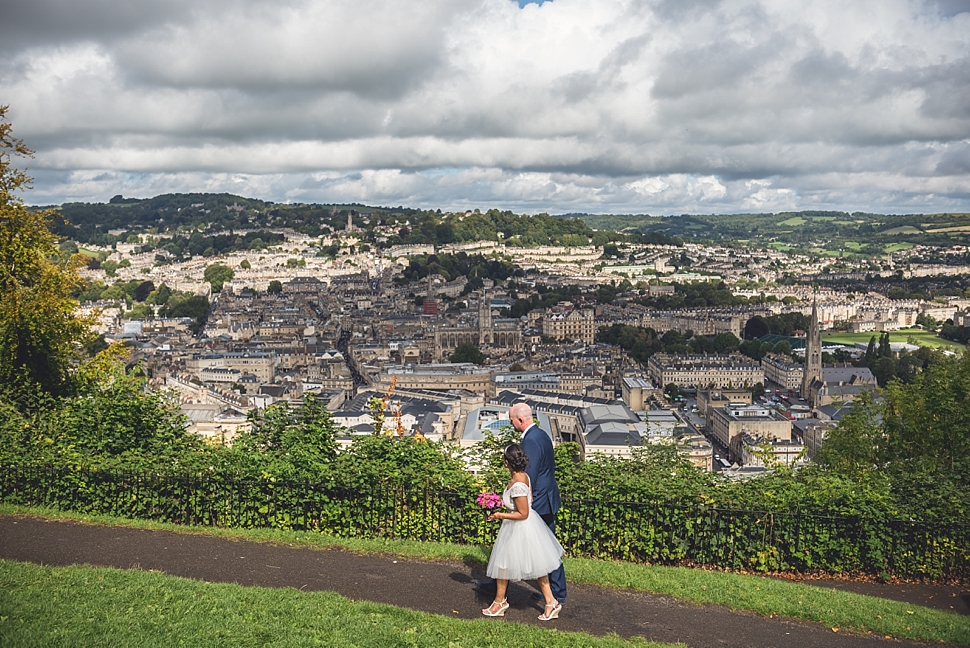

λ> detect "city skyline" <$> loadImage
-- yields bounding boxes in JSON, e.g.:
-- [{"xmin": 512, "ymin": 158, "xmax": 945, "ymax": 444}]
[{"xmin": 4, "ymin": 0, "xmax": 970, "ymax": 214}]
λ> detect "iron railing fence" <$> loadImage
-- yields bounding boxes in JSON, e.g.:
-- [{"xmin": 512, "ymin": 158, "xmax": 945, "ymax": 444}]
[{"xmin": 2, "ymin": 464, "xmax": 967, "ymax": 581}]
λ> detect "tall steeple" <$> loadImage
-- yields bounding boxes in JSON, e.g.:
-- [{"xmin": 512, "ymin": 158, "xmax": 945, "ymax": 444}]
[{"xmin": 801, "ymin": 295, "xmax": 822, "ymax": 404}]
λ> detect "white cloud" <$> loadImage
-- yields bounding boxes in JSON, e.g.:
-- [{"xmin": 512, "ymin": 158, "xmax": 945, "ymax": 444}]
[{"xmin": 5, "ymin": 0, "xmax": 970, "ymax": 214}]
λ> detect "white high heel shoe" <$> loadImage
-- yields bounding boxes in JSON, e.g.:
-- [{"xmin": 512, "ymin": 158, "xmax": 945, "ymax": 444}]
[
  {"xmin": 482, "ymin": 598, "xmax": 509, "ymax": 617},
  {"xmin": 538, "ymin": 601, "xmax": 561, "ymax": 621}
]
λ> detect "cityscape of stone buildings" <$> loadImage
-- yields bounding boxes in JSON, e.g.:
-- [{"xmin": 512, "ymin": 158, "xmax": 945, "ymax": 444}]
[{"xmin": 79, "ymin": 228, "xmax": 969, "ymax": 476}]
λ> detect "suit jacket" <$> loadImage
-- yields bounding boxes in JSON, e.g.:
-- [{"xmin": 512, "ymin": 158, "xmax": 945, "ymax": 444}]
[{"xmin": 521, "ymin": 423, "xmax": 561, "ymax": 516}]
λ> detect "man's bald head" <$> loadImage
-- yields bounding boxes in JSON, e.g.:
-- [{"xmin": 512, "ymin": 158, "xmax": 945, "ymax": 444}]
[{"xmin": 509, "ymin": 403, "xmax": 534, "ymax": 433}]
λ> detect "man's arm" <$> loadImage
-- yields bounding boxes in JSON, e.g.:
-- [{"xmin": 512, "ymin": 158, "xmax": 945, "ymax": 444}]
[{"xmin": 521, "ymin": 432, "xmax": 541, "ymax": 486}]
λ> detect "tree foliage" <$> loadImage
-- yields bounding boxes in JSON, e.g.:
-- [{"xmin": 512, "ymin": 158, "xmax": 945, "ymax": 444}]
[
  {"xmin": 203, "ymin": 263, "xmax": 234, "ymax": 292},
  {"xmin": 449, "ymin": 342, "xmax": 485, "ymax": 365},
  {"xmin": 0, "ymin": 106, "xmax": 92, "ymax": 400}
]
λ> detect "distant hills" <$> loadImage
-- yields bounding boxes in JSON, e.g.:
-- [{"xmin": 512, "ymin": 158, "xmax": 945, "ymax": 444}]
[
  {"xmin": 557, "ymin": 211, "xmax": 970, "ymax": 252},
  {"xmin": 42, "ymin": 193, "xmax": 970, "ymax": 254}
]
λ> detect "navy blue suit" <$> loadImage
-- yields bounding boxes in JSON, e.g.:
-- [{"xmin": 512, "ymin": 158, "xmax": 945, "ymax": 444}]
[{"xmin": 521, "ymin": 423, "xmax": 567, "ymax": 603}]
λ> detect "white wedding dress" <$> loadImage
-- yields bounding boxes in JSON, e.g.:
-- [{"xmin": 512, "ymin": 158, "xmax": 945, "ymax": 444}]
[{"xmin": 485, "ymin": 478, "xmax": 564, "ymax": 581}]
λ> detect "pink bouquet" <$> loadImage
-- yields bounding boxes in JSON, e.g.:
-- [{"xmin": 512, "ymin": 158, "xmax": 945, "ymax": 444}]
[{"xmin": 476, "ymin": 491, "xmax": 502, "ymax": 510}]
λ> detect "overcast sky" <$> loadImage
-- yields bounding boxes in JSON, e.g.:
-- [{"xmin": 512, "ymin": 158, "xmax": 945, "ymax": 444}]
[{"xmin": 4, "ymin": 0, "xmax": 970, "ymax": 214}]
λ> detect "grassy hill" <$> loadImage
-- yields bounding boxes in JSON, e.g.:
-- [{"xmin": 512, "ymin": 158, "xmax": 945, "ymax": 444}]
[{"xmin": 563, "ymin": 211, "xmax": 970, "ymax": 254}]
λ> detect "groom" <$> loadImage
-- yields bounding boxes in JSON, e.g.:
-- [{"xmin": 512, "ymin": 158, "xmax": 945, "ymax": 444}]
[{"xmin": 476, "ymin": 402, "xmax": 567, "ymax": 605}]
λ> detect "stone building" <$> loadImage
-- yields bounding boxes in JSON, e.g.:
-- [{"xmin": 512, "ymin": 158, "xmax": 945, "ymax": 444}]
[
  {"xmin": 541, "ymin": 305, "xmax": 596, "ymax": 343},
  {"xmin": 621, "ymin": 376, "xmax": 657, "ymax": 411},
  {"xmin": 807, "ymin": 365, "xmax": 878, "ymax": 407},
  {"xmin": 761, "ymin": 353, "xmax": 803, "ymax": 391},
  {"xmin": 647, "ymin": 353, "xmax": 764, "ymax": 390},
  {"xmin": 432, "ymin": 291, "xmax": 523, "ymax": 360},
  {"xmin": 374, "ymin": 363, "xmax": 492, "ymax": 394},
  {"xmin": 186, "ymin": 351, "xmax": 277, "ymax": 383},
  {"xmin": 709, "ymin": 402, "xmax": 792, "ymax": 452}
]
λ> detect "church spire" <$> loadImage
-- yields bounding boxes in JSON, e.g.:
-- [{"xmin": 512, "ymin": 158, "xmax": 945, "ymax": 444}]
[{"xmin": 801, "ymin": 293, "xmax": 822, "ymax": 405}]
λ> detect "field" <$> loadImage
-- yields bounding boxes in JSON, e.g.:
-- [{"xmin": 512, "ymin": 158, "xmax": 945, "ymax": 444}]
[
  {"xmin": 776, "ymin": 217, "xmax": 806, "ymax": 226},
  {"xmin": 926, "ymin": 225, "xmax": 970, "ymax": 233},
  {"xmin": 883, "ymin": 242, "xmax": 915, "ymax": 252},
  {"xmin": 822, "ymin": 328, "xmax": 965, "ymax": 350},
  {"xmin": 881, "ymin": 226, "xmax": 922, "ymax": 235}
]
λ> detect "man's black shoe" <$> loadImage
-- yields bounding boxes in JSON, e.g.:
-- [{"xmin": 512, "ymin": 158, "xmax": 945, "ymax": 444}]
[{"xmin": 474, "ymin": 579, "xmax": 497, "ymax": 595}]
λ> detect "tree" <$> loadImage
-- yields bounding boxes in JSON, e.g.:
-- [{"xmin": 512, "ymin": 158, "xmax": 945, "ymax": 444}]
[
  {"xmin": 267, "ymin": 280, "xmax": 283, "ymax": 294},
  {"xmin": 664, "ymin": 383, "xmax": 681, "ymax": 401},
  {"xmin": 872, "ymin": 356, "xmax": 897, "ymax": 387},
  {"xmin": 232, "ymin": 394, "xmax": 338, "ymax": 477},
  {"xmin": 449, "ymin": 342, "xmax": 485, "ymax": 365},
  {"xmin": 814, "ymin": 393, "xmax": 885, "ymax": 477},
  {"xmin": 712, "ymin": 332, "xmax": 740, "ymax": 353},
  {"xmin": 239, "ymin": 259, "xmax": 251, "ymax": 269},
  {"xmin": 773, "ymin": 340, "xmax": 793, "ymax": 358},
  {"xmin": 878, "ymin": 331, "xmax": 892, "ymax": 358},
  {"xmin": 133, "ymin": 280, "xmax": 155, "ymax": 302},
  {"xmin": 742, "ymin": 315, "xmax": 768, "ymax": 340},
  {"xmin": 864, "ymin": 335, "xmax": 877, "ymax": 366},
  {"xmin": 203, "ymin": 263, "xmax": 234, "ymax": 292},
  {"xmin": 0, "ymin": 106, "xmax": 92, "ymax": 399},
  {"xmin": 882, "ymin": 352, "xmax": 970, "ymax": 472},
  {"xmin": 159, "ymin": 294, "xmax": 209, "ymax": 333},
  {"xmin": 751, "ymin": 382, "xmax": 766, "ymax": 399}
]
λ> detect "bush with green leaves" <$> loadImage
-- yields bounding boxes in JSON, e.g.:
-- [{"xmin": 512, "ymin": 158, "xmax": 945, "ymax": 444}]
[{"xmin": 1, "ymin": 347, "xmax": 968, "ymax": 580}]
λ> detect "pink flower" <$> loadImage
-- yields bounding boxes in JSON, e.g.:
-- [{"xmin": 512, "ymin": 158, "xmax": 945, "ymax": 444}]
[{"xmin": 476, "ymin": 491, "xmax": 502, "ymax": 510}]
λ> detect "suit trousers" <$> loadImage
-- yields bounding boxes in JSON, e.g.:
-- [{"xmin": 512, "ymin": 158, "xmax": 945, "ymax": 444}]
[{"xmin": 539, "ymin": 512, "xmax": 567, "ymax": 603}]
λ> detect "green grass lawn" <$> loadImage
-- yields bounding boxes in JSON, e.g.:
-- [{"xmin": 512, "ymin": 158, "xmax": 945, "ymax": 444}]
[
  {"xmin": 823, "ymin": 328, "xmax": 965, "ymax": 350},
  {"xmin": 1, "ymin": 560, "xmax": 673, "ymax": 648},
  {"xmin": 776, "ymin": 217, "xmax": 806, "ymax": 226},
  {"xmin": 2, "ymin": 506, "xmax": 969, "ymax": 645}
]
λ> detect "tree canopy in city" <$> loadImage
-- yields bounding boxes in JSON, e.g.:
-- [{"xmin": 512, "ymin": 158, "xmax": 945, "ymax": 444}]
[{"xmin": 449, "ymin": 342, "xmax": 485, "ymax": 365}]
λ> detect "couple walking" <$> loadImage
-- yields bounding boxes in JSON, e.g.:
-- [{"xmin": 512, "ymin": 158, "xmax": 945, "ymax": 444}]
[{"xmin": 478, "ymin": 403, "xmax": 567, "ymax": 621}]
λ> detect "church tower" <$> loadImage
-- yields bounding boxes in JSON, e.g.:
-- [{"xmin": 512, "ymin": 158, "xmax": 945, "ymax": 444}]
[
  {"xmin": 801, "ymin": 296, "xmax": 822, "ymax": 403},
  {"xmin": 479, "ymin": 290, "xmax": 493, "ymax": 346}
]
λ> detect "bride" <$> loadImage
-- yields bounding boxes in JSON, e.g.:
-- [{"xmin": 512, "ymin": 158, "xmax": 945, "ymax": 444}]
[{"xmin": 482, "ymin": 444, "xmax": 564, "ymax": 621}]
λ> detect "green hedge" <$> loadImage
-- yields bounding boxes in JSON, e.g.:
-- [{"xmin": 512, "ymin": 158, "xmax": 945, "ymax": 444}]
[{"xmin": 3, "ymin": 464, "xmax": 967, "ymax": 582}]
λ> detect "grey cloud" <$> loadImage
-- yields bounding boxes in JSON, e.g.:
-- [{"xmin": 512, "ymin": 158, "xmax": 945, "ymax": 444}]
[
  {"xmin": 0, "ymin": 0, "xmax": 192, "ymax": 53},
  {"xmin": 935, "ymin": 142, "xmax": 970, "ymax": 174},
  {"xmin": 554, "ymin": 33, "xmax": 652, "ymax": 103},
  {"xmin": 788, "ymin": 49, "xmax": 856, "ymax": 88},
  {"xmin": 6, "ymin": 0, "xmax": 970, "ymax": 215},
  {"xmin": 114, "ymin": 0, "xmax": 469, "ymax": 100},
  {"xmin": 917, "ymin": 58, "xmax": 970, "ymax": 122},
  {"xmin": 650, "ymin": 34, "xmax": 785, "ymax": 100},
  {"xmin": 652, "ymin": 0, "xmax": 726, "ymax": 22},
  {"xmin": 928, "ymin": 0, "xmax": 970, "ymax": 17}
]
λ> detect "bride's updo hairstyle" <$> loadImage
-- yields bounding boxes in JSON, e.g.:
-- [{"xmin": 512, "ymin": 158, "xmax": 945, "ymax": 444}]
[{"xmin": 503, "ymin": 443, "xmax": 530, "ymax": 472}]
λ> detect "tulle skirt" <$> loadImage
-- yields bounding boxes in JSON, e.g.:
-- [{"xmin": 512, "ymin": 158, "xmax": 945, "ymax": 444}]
[{"xmin": 486, "ymin": 509, "xmax": 564, "ymax": 581}]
